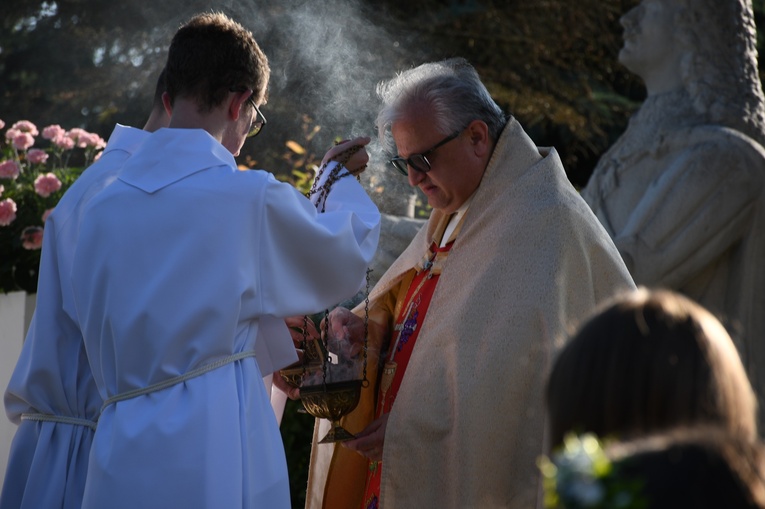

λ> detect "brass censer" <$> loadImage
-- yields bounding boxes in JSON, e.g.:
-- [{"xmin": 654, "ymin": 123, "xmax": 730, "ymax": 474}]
[
  {"xmin": 279, "ymin": 277, "xmax": 371, "ymax": 444},
  {"xmin": 301, "ymin": 379, "xmax": 364, "ymax": 443}
]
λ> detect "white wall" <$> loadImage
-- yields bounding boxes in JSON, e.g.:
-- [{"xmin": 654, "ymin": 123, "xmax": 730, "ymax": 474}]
[{"xmin": 0, "ymin": 292, "xmax": 35, "ymax": 494}]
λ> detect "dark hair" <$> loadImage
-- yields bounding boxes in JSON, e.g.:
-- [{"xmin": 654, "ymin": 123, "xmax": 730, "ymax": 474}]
[
  {"xmin": 606, "ymin": 428, "xmax": 765, "ymax": 509},
  {"xmin": 546, "ymin": 288, "xmax": 757, "ymax": 449},
  {"xmin": 164, "ymin": 12, "xmax": 270, "ymax": 112}
]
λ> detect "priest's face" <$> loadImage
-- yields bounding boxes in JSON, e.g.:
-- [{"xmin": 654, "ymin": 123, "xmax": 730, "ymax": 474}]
[
  {"xmin": 391, "ymin": 103, "xmax": 486, "ymax": 215},
  {"xmin": 618, "ymin": 0, "xmax": 680, "ymax": 80}
]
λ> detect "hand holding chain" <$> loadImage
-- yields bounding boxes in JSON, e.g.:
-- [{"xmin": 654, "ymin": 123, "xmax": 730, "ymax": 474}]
[{"xmin": 307, "ymin": 144, "xmax": 364, "ymax": 212}]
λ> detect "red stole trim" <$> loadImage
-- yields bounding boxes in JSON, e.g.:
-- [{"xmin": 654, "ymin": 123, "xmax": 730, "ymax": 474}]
[{"xmin": 361, "ymin": 240, "xmax": 454, "ymax": 508}]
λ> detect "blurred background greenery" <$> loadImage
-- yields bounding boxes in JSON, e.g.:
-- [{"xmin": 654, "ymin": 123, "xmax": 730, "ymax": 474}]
[
  {"xmin": 4, "ymin": 0, "xmax": 765, "ymax": 506},
  {"xmin": 2, "ymin": 0, "xmax": 651, "ymax": 188}
]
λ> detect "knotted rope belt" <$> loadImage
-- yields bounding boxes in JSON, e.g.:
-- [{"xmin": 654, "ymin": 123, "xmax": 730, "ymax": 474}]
[
  {"xmin": 21, "ymin": 413, "xmax": 98, "ymax": 431},
  {"xmin": 21, "ymin": 350, "xmax": 257, "ymax": 431}
]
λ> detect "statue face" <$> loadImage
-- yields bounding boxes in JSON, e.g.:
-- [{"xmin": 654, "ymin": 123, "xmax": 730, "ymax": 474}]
[{"xmin": 618, "ymin": 0, "xmax": 680, "ymax": 80}]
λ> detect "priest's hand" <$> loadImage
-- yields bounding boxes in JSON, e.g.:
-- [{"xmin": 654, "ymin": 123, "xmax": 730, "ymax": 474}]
[
  {"xmin": 327, "ymin": 307, "xmax": 364, "ymax": 354},
  {"xmin": 342, "ymin": 413, "xmax": 389, "ymax": 461}
]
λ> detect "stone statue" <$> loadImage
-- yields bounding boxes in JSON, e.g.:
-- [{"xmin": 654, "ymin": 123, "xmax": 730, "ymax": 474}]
[{"xmin": 582, "ymin": 0, "xmax": 765, "ymax": 426}]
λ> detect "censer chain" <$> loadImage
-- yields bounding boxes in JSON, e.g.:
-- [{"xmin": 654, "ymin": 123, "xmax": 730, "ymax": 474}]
[{"xmin": 300, "ymin": 142, "xmax": 370, "ymax": 388}]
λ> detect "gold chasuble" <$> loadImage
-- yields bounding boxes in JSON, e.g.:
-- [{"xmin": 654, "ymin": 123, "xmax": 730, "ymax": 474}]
[{"xmin": 305, "ymin": 117, "xmax": 636, "ymax": 509}]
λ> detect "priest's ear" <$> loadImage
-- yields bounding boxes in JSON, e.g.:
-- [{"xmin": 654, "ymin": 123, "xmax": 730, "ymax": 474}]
[{"xmin": 466, "ymin": 120, "xmax": 490, "ymax": 158}]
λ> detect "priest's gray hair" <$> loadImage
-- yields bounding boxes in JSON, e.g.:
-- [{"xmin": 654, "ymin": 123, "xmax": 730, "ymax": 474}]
[
  {"xmin": 675, "ymin": 0, "xmax": 765, "ymax": 145},
  {"xmin": 375, "ymin": 57, "xmax": 508, "ymax": 155}
]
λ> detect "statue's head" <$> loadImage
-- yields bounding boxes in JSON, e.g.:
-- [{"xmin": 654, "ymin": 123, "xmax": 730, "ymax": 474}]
[
  {"xmin": 619, "ymin": 0, "xmax": 765, "ymax": 142},
  {"xmin": 618, "ymin": 0, "xmax": 682, "ymax": 92}
]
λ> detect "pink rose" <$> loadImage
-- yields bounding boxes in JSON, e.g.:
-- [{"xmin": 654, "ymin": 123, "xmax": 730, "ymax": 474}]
[
  {"xmin": 34, "ymin": 172, "xmax": 62, "ymax": 197},
  {"xmin": 13, "ymin": 132, "xmax": 35, "ymax": 151},
  {"xmin": 27, "ymin": 148, "xmax": 49, "ymax": 165},
  {"xmin": 0, "ymin": 198, "xmax": 17, "ymax": 226},
  {"xmin": 53, "ymin": 134, "xmax": 75, "ymax": 150},
  {"xmin": 42, "ymin": 208, "xmax": 54, "ymax": 222},
  {"xmin": 84, "ymin": 132, "xmax": 106, "ymax": 149},
  {"xmin": 5, "ymin": 128, "xmax": 20, "ymax": 141},
  {"xmin": 21, "ymin": 226, "xmax": 44, "ymax": 250},
  {"xmin": 0, "ymin": 120, "xmax": 5, "ymax": 130},
  {"xmin": 67, "ymin": 128, "xmax": 89, "ymax": 148},
  {"xmin": 42, "ymin": 124, "xmax": 65, "ymax": 140},
  {"xmin": 11, "ymin": 120, "xmax": 39, "ymax": 136},
  {"xmin": 0, "ymin": 160, "xmax": 20, "ymax": 179}
]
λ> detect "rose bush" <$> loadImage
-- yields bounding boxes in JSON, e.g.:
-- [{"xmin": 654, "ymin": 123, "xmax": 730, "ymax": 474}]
[{"xmin": 0, "ymin": 119, "xmax": 105, "ymax": 293}]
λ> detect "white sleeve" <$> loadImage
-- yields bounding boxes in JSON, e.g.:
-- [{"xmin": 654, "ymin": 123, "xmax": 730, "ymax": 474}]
[{"xmin": 256, "ymin": 164, "xmax": 380, "ymax": 317}]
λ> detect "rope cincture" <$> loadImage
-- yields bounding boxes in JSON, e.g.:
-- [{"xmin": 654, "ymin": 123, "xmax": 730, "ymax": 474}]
[
  {"xmin": 21, "ymin": 413, "xmax": 97, "ymax": 431},
  {"xmin": 101, "ymin": 350, "xmax": 257, "ymax": 412},
  {"xmin": 21, "ymin": 350, "xmax": 258, "ymax": 430}
]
